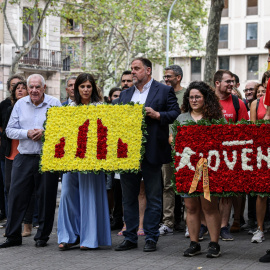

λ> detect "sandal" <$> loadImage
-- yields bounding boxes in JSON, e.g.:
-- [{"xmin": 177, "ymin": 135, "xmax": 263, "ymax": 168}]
[
  {"xmin": 117, "ymin": 225, "xmax": 126, "ymax": 236},
  {"xmin": 137, "ymin": 228, "xmax": 145, "ymax": 236},
  {"xmin": 58, "ymin": 237, "xmax": 80, "ymax": 251}
]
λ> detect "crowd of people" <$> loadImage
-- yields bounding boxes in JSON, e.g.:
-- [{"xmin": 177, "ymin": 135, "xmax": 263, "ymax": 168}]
[{"xmin": 0, "ymin": 42, "xmax": 269, "ymax": 264}]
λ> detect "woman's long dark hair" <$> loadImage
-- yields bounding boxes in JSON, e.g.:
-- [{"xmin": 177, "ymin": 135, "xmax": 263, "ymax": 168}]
[
  {"xmin": 11, "ymin": 81, "xmax": 27, "ymax": 106},
  {"xmin": 181, "ymin": 81, "xmax": 224, "ymax": 120},
  {"xmin": 74, "ymin": 73, "xmax": 103, "ymax": 105}
]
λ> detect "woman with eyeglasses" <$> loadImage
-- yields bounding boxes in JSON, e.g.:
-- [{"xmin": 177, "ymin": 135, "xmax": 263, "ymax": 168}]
[{"xmin": 170, "ymin": 81, "xmax": 224, "ymax": 258}]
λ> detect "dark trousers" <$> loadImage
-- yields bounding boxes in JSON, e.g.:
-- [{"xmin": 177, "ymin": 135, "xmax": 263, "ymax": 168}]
[
  {"xmin": 112, "ymin": 178, "xmax": 123, "ymax": 222},
  {"xmin": 5, "ymin": 154, "xmax": 59, "ymax": 241},
  {"xmin": 24, "ymin": 192, "xmax": 36, "ymax": 224},
  {"xmin": 120, "ymin": 159, "xmax": 162, "ymax": 243},
  {"xmin": 5, "ymin": 158, "xmax": 13, "ymax": 216},
  {"xmin": 248, "ymin": 195, "xmax": 256, "ymax": 221},
  {"xmin": 5, "ymin": 158, "xmax": 12, "ymax": 196},
  {"xmin": 5, "ymin": 157, "xmax": 37, "ymax": 223},
  {"xmin": 0, "ymin": 161, "xmax": 6, "ymax": 217}
]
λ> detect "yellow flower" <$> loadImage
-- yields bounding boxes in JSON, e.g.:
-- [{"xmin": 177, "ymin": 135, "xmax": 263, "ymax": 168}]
[{"xmin": 40, "ymin": 105, "xmax": 144, "ymax": 173}]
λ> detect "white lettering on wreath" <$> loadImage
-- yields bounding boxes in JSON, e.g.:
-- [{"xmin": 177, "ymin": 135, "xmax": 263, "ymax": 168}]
[
  {"xmin": 222, "ymin": 140, "xmax": 253, "ymax": 146},
  {"xmin": 175, "ymin": 147, "xmax": 196, "ymax": 171},
  {"xmin": 241, "ymin": 148, "xmax": 253, "ymax": 171},
  {"xmin": 257, "ymin": 147, "xmax": 270, "ymax": 169},
  {"xmin": 223, "ymin": 150, "xmax": 237, "ymax": 170},
  {"xmin": 207, "ymin": 150, "xmax": 220, "ymax": 171},
  {"xmin": 176, "ymin": 144, "xmax": 270, "ymax": 172}
]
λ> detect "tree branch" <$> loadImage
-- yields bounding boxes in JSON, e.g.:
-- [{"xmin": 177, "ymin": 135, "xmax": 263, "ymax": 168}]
[
  {"xmin": 33, "ymin": 0, "xmax": 52, "ymax": 41},
  {"xmin": 3, "ymin": 0, "xmax": 19, "ymax": 48}
]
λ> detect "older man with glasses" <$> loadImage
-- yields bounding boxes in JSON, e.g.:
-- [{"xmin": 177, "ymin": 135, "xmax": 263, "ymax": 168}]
[
  {"xmin": 243, "ymin": 81, "xmax": 257, "ymax": 111},
  {"xmin": 0, "ymin": 74, "xmax": 61, "ymax": 249}
]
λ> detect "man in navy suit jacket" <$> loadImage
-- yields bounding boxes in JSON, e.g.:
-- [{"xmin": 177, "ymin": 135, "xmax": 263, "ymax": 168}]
[{"xmin": 115, "ymin": 57, "xmax": 180, "ymax": 252}]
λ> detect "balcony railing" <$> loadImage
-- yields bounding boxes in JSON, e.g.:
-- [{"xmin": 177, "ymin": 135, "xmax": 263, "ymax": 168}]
[{"xmin": 12, "ymin": 47, "xmax": 65, "ymax": 69}]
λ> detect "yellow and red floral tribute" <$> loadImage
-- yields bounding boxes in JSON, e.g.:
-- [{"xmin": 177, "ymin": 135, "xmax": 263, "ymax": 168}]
[
  {"xmin": 172, "ymin": 119, "xmax": 270, "ymax": 197},
  {"xmin": 75, "ymin": 119, "xmax": 89, "ymax": 159},
  {"xmin": 40, "ymin": 104, "xmax": 145, "ymax": 173}
]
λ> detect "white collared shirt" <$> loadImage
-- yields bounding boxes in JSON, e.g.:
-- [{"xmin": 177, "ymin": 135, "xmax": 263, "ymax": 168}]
[
  {"xmin": 131, "ymin": 78, "xmax": 153, "ymax": 104},
  {"xmin": 6, "ymin": 94, "xmax": 62, "ymax": 154}
]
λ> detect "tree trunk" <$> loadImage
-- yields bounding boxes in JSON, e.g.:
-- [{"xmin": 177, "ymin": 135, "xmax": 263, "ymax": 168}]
[
  {"xmin": 203, "ymin": 0, "xmax": 224, "ymax": 86},
  {"xmin": 4, "ymin": 0, "xmax": 52, "ymax": 75}
]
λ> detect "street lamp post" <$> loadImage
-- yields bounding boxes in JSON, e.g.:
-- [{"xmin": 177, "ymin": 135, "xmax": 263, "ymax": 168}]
[{"xmin": 166, "ymin": 0, "xmax": 178, "ymax": 67}]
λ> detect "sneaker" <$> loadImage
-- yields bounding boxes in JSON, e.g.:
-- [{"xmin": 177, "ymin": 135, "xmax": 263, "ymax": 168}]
[
  {"xmin": 199, "ymin": 224, "xmax": 208, "ymax": 241},
  {"xmin": 183, "ymin": 241, "xmax": 201, "ymax": 257},
  {"xmin": 220, "ymin": 226, "xmax": 234, "ymax": 241},
  {"xmin": 259, "ymin": 249, "xmax": 270, "ymax": 263},
  {"xmin": 159, "ymin": 224, "xmax": 173, "ymax": 235},
  {"xmin": 0, "ymin": 223, "xmax": 6, "ymax": 229},
  {"xmin": 251, "ymin": 228, "xmax": 265, "ymax": 243},
  {"xmin": 206, "ymin": 242, "xmax": 221, "ymax": 258},
  {"xmin": 248, "ymin": 228, "xmax": 257, "ymax": 235},
  {"xmin": 33, "ymin": 224, "xmax": 39, "ymax": 229},
  {"xmin": 185, "ymin": 226, "xmax": 190, "ymax": 238}
]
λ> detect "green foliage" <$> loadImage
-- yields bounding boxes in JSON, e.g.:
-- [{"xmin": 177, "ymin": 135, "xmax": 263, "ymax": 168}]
[
  {"xmin": 60, "ymin": 0, "xmax": 207, "ymax": 88},
  {"xmin": 2, "ymin": 0, "xmax": 207, "ymax": 86}
]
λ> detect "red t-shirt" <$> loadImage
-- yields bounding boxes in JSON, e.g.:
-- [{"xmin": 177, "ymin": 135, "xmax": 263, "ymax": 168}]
[
  {"xmin": 219, "ymin": 95, "xmax": 249, "ymax": 123},
  {"xmin": 257, "ymin": 96, "xmax": 267, "ymax": 120},
  {"xmin": 264, "ymin": 78, "xmax": 270, "ymax": 106}
]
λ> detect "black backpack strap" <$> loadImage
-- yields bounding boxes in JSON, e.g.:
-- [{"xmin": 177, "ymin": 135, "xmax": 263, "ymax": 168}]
[
  {"xmin": 256, "ymin": 98, "xmax": 260, "ymax": 114},
  {"xmin": 231, "ymin": 94, "xmax": 240, "ymax": 121}
]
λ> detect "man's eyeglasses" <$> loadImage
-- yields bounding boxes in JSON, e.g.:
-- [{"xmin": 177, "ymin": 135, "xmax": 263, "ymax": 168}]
[
  {"xmin": 163, "ymin": 75, "xmax": 175, "ymax": 80},
  {"xmin": 243, "ymin": 88, "xmax": 254, "ymax": 93},
  {"xmin": 188, "ymin": 96, "xmax": 203, "ymax": 101},
  {"xmin": 222, "ymin": 80, "xmax": 235, "ymax": 84}
]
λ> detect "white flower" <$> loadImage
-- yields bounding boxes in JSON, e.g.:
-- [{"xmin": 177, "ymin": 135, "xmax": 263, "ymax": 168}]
[
  {"xmin": 257, "ymin": 147, "xmax": 270, "ymax": 169},
  {"xmin": 241, "ymin": 148, "xmax": 253, "ymax": 171},
  {"xmin": 207, "ymin": 150, "xmax": 220, "ymax": 171},
  {"xmin": 175, "ymin": 147, "xmax": 196, "ymax": 171}
]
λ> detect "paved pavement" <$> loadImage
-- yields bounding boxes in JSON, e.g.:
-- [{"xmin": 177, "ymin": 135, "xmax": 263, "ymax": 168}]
[{"xmin": 0, "ymin": 191, "xmax": 269, "ymax": 269}]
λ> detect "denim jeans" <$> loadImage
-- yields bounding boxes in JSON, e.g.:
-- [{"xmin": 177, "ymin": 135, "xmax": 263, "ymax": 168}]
[{"xmin": 120, "ymin": 159, "xmax": 162, "ymax": 243}]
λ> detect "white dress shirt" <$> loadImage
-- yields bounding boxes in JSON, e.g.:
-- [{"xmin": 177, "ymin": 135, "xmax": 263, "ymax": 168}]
[
  {"xmin": 131, "ymin": 78, "xmax": 153, "ymax": 104},
  {"xmin": 6, "ymin": 94, "xmax": 62, "ymax": 154}
]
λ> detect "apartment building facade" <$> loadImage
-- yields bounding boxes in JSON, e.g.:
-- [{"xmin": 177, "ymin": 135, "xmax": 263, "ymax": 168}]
[
  {"xmin": 0, "ymin": 0, "xmax": 62, "ymax": 101},
  {"xmin": 153, "ymin": 0, "xmax": 270, "ymax": 94}
]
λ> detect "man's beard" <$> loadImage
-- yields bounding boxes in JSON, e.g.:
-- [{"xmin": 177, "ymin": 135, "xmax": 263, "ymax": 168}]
[{"xmin": 122, "ymin": 85, "xmax": 129, "ymax": 90}]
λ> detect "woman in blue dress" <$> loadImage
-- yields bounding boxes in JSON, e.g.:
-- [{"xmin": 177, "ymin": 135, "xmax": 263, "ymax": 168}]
[{"xmin": 58, "ymin": 73, "xmax": 111, "ymax": 250}]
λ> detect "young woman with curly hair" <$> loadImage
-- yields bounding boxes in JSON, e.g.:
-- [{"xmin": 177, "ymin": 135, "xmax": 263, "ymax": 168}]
[{"xmin": 175, "ymin": 81, "xmax": 223, "ymax": 258}]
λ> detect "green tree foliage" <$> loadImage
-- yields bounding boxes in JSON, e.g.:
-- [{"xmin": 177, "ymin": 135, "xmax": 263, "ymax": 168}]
[
  {"xmin": 1, "ymin": 0, "xmax": 207, "ymax": 86},
  {"xmin": 60, "ymin": 0, "xmax": 207, "ymax": 88}
]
